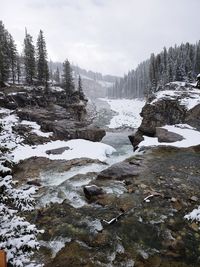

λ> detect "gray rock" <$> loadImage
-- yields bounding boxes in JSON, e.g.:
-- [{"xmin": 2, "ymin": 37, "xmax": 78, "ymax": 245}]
[
  {"xmin": 97, "ymin": 162, "xmax": 140, "ymax": 180},
  {"xmin": 46, "ymin": 146, "xmax": 70, "ymax": 155},
  {"xmin": 83, "ymin": 185, "xmax": 105, "ymax": 200},
  {"xmin": 156, "ymin": 127, "xmax": 184, "ymax": 143}
]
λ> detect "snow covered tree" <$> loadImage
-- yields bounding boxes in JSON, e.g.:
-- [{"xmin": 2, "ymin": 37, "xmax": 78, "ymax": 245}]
[
  {"xmin": 36, "ymin": 30, "xmax": 49, "ymax": 87},
  {"xmin": 78, "ymin": 75, "xmax": 83, "ymax": 93},
  {"xmin": 0, "ymin": 166, "xmax": 43, "ymax": 266},
  {"xmin": 23, "ymin": 30, "xmax": 36, "ymax": 85},
  {"xmin": 62, "ymin": 59, "xmax": 75, "ymax": 95}
]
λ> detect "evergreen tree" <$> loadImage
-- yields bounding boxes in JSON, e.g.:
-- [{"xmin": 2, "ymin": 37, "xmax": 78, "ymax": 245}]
[
  {"xmin": 8, "ymin": 34, "xmax": 17, "ymax": 84},
  {"xmin": 16, "ymin": 54, "xmax": 21, "ymax": 84},
  {"xmin": 0, "ymin": 21, "xmax": 10, "ymax": 85},
  {"xmin": 62, "ymin": 59, "xmax": 74, "ymax": 95},
  {"xmin": 195, "ymin": 41, "xmax": 200, "ymax": 75},
  {"xmin": 23, "ymin": 30, "xmax": 35, "ymax": 84},
  {"xmin": 78, "ymin": 75, "xmax": 83, "ymax": 93},
  {"xmin": 36, "ymin": 30, "xmax": 49, "ymax": 87},
  {"xmin": 78, "ymin": 75, "xmax": 85, "ymax": 100},
  {"xmin": 54, "ymin": 67, "xmax": 60, "ymax": 84}
]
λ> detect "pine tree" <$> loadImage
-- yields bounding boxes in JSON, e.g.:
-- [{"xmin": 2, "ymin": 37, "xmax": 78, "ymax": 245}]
[
  {"xmin": 8, "ymin": 34, "xmax": 17, "ymax": 84},
  {"xmin": 195, "ymin": 41, "xmax": 200, "ymax": 76},
  {"xmin": 78, "ymin": 75, "xmax": 85, "ymax": 100},
  {"xmin": 36, "ymin": 30, "xmax": 49, "ymax": 87},
  {"xmin": 62, "ymin": 59, "xmax": 75, "ymax": 95},
  {"xmin": 16, "ymin": 54, "xmax": 21, "ymax": 84},
  {"xmin": 0, "ymin": 21, "xmax": 10, "ymax": 85},
  {"xmin": 23, "ymin": 30, "xmax": 35, "ymax": 84},
  {"xmin": 54, "ymin": 67, "xmax": 60, "ymax": 84}
]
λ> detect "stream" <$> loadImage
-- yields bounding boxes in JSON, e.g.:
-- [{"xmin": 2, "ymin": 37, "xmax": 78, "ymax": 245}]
[
  {"xmin": 37, "ymin": 98, "xmax": 138, "ymax": 209},
  {"xmin": 30, "ymin": 98, "xmax": 200, "ymax": 267}
]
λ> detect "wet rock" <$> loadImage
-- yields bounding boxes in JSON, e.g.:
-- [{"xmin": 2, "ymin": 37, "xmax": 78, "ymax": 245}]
[
  {"xmin": 156, "ymin": 127, "xmax": 184, "ymax": 143},
  {"xmin": 83, "ymin": 185, "xmax": 105, "ymax": 200},
  {"xmin": 45, "ymin": 241, "xmax": 96, "ymax": 267},
  {"xmin": 13, "ymin": 157, "xmax": 104, "ymax": 183},
  {"xmin": 27, "ymin": 179, "xmax": 42, "ymax": 187},
  {"xmin": 97, "ymin": 161, "xmax": 140, "ymax": 181}
]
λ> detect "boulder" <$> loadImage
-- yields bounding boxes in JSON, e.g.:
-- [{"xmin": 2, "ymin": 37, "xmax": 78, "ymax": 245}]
[
  {"xmin": 139, "ymin": 100, "xmax": 186, "ymax": 136},
  {"xmin": 155, "ymin": 128, "xmax": 184, "ymax": 143},
  {"xmin": 83, "ymin": 185, "xmax": 105, "ymax": 200},
  {"xmin": 97, "ymin": 161, "xmax": 140, "ymax": 180}
]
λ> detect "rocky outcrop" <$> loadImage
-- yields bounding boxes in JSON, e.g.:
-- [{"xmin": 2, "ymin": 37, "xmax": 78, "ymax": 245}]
[
  {"xmin": 129, "ymin": 85, "xmax": 200, "ymax": 149},
  {"xmin": 0, "ymin": 86, "xmax": 106, "ymax": 143}
]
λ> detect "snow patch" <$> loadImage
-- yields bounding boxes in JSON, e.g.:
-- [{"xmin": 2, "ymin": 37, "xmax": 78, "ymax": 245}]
[
  {"xmin": 11, "ymin": 139, "xmax": 116, "ymax": 163},
  {"xmin": 185, "ymin": 207, "xmax": 200, "ymax": 223},
  {"xmin": 139, "ymin": 124, "xmax": 200, "ymax": 148}
]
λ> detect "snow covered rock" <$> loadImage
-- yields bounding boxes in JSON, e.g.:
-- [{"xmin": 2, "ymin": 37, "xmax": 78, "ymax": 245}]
[{"xmin": 130, "ymin": 83, "xmax": 200, "ymax": 149}]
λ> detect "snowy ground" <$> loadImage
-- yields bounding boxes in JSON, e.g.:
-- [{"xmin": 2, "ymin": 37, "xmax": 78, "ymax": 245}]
[
  {"xmin": 101, "ymin": 98, "xmax": 145, "ymax": 128},
  {"xmin": 139, "ymin": 124, "xmax": 200, "ymax": 149},
  {"xmin": 11, "ymin": 139, "xmax": 116, "ymax": 163}
]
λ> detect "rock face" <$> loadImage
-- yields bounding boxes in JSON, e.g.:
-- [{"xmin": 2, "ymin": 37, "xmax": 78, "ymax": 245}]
[
  {"xmin": 0, "ymin": 86, "xmax": 106, "ymax": 143},
  {"xmin": 129, "ymin": 84, "xmax": 200, "ymax": 149},
  {"xmin": 185, "ymin": 104, "xmax": 200, "ymax": 131}
]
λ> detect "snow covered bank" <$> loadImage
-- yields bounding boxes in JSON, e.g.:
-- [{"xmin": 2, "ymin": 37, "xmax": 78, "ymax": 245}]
[
  {"xmin": 139, "ymin": 124, "xmax": 200, "ymax": 148},
  {"xmin": 11, "ymin": 139, "xmax": 116, "ymax": 163},
  {"xmin": 102, "ymin": 98, "xmax": 145, "ymax": 128},
  {"xmin": 151, "ymin": 87, "xmax": 200, "ymax": 110}
]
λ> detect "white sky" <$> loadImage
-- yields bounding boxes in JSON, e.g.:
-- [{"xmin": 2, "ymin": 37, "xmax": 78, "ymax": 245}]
[{"xmin": 1, "ymin": 0, "xmax": 200, "ymax": 76}]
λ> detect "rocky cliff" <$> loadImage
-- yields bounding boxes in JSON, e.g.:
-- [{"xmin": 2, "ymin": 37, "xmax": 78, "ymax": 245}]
[
  {"xmin": 129, "ymin": 82, "xmax": 200, "ymax": 149},
  {"xmin": 0, "ymin": 85, "xmax": 106, "ymax": 144}
]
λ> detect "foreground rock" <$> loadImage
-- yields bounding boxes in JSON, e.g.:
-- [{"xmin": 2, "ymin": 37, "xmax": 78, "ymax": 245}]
[
  {"xmin": 28, "ymin": 145, "xmax": 200, "ymax": 267},
  {"xmin": 97, "ymin": 161, "xmax": 141, "ymax": 180}
]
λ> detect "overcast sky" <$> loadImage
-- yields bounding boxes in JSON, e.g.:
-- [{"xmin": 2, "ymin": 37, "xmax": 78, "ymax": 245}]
[{"xmin": 1, "ymin": 0, "xmax": 200, "ymax": 76}]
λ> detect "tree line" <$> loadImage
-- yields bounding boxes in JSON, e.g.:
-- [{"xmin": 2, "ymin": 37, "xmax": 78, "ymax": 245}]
[
  {"xmin": 0, "ymin": 21, "xmax": 83, "ymax": 97},
  {"xmin": 108, "ymin": 41, "xmax": 200, "ymax": 99}
]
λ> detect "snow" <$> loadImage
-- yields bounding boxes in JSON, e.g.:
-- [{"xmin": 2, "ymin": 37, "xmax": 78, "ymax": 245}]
[
  {"xmin": 11, "ymin": 139, "xmax": 116, "ymax": 163},
  {"xmin": 197, "ymin": 73, "xmax": 200, "ymax": 78},
  {"xmin": 139, "ymin": 124, "xmax": 200, "ymax": 148},
  {"xmin": 50, "ymin": 86, "xmax": 64, "ymax": 92},
  {"xmin": 103, "ymin": 98, "xmax": 145, "ymax": 128},
  {"xmin": 151, "ymin": 87, "xmax": 200, "ymax": 110},
  {"xmin": 185, "ymin": 207, "xmax": 200, "ymax": 222},
  {"xmin": 0, "ymin": 173, "xmax": 42, "ymax": 267},
  {"xmin": 21, "ymin": 120, "xmax": 53, "ymax": 137}
]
